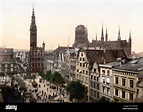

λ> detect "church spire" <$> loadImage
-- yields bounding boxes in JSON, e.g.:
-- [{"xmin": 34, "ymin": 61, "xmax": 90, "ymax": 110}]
[
  {"xmin": 105, "ymin": 27, "xmax": 108, "ymax": 41},
  {"xmin": 101, "ymin": 24, "xmax": 104, "ymax": 41},
  {"xmin": 30, "ymin": 5, "xmax": 37, "ymax": 31},
  {"xmin": 118, "ymin": 25, "xmax": 121, "ymax": 40},
  {"xmin": 129, "ymin": 30, "xmax": 132, "ymax": 42},
  {"xmin": 30, "ymin": 5, "xmax": 37, "ymax": 48}
]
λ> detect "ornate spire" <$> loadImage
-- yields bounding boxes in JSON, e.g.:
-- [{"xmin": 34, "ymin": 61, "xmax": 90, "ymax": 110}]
[
  {"xmin": 118, "ymin": 25, "xmax": 121, "ymax": 40},
  {"xmin": 105, "ymin": 27, "xmax": 108, "ymax": 41},
  {"xmin": 129, "ymin": 30, "xmax": 132, "ymax": 42},
  {"xmin": 30, "ymin": 5, "xmax": 37, "ymax": 31},
  {"xmin": 32, "ymin": 7, "xmax": 35, "ymax": 24},
  {"xmin": 101, "ymin": 24, "xmax": 104, "ymax": 41}
]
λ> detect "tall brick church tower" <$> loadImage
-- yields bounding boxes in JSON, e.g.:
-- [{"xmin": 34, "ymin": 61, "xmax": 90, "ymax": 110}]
[{"xmin": 29, "ymin": 7, "xmax": 45, "ymax": 73}]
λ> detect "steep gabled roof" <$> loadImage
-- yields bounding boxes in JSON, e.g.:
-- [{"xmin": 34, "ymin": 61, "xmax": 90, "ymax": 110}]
[
  {"xmin": 84, "ymin": 49, "xmax": 127, "ymax": 66},
  {"xmin": 54, "ymin": 46, "xmax": 74, "ymax": 54}
]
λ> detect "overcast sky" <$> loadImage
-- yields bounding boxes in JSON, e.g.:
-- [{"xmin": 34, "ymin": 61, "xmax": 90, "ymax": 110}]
[{"xmin": 0, "ymin": 0, "xmax": 143, "ymax": 53}]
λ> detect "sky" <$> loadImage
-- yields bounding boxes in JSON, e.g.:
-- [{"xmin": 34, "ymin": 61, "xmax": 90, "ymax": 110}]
[{"xmin": 0, "ymin": 0, "xmax": 143, "ymax": 53}]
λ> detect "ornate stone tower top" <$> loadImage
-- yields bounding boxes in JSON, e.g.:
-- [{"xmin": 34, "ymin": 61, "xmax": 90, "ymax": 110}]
[
  {"xmin": 30, "ymin": 6, "xmax": 37, "ymax": 49},
  {"xmin": 73, "ymin": 24, "xmax": 89, "ymax": 48}
]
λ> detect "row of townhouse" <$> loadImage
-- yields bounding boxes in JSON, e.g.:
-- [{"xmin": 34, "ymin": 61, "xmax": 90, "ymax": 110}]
[
  {"xmin": 97, "ymin": 58, "xmax": 143, "ymax": 102},
  {"xmin": 45, "ymin": 46, "xmax": 79, "ymax": 82},
  {"xmin": 76, "ymin": 49, "xmax": 143, "ymax": 102},
  {"xmin": 0, "ymin": 47, "xmax": 15, "ymax": 76}
]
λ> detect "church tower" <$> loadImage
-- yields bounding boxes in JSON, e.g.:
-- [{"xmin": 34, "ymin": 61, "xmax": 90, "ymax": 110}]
[
  {"xmin": 30, "ymin": 7, "xmax": 37, "ymax": 49},
  {"xmin": 29, "ymin": 6, "xmax": 45, "ymax": 73}
]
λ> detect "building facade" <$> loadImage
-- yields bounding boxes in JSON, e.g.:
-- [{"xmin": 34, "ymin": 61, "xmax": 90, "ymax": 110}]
[
  {"xmin": 112, "ymin": 58, "xmax": 143, "ymax": 102},
  {"xmin": 29, "ymin": 8, "xmax": 45, "ymax": 73},
  {"xmin": 76, "ymin": 49, "xmax": 127, "ymax": 87},
  {"xmin": 88, "ymin": 50, "xmax": 127, "ymax": 102},
  {"xmin": 0, "ymin": 47, "xmax": 15, "ymax": 75}
]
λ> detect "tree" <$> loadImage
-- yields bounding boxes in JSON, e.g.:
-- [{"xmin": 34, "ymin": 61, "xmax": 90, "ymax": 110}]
[
  {"xmin": 96, "ymin": 97, "xmax": 110, "ymax": 103},
  {"xmin": 32, "ymin": 80, "xmax": 37, "ymax": 88},
  {"xmin": 50, "ymin": 71, "xmax": 65, "ymax": 85},
  {"xmin": 66, "ymin": 81, "xmax": 87, "ymax": 102}
]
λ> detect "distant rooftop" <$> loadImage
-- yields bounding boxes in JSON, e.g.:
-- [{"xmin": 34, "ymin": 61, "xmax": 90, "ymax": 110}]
[{"xmin": 114, "ymin": 58, "xmax": 143, "ymax": 72}]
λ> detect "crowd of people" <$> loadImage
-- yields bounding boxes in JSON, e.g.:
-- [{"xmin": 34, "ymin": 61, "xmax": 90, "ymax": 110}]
[{"xmin": 22, "ymin": 74, "xmax": 71, "ymax": 103}]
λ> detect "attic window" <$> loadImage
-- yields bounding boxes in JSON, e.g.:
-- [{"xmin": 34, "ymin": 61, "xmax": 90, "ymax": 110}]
[{"xmin": 81, "ymin": 53, "xmax": 83, "ymax": 57}]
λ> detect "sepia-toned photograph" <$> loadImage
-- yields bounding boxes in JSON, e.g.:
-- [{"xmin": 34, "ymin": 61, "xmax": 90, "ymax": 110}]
[{"xmin": 0, "ymin": 0, "xmax": 143, "ymax": 111}]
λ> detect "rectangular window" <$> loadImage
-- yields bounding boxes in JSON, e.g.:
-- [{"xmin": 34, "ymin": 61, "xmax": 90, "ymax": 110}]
[
  {"xmin": 103, "ymin": 77, "xmax": 105, "ymax": 83},
  {"xmin": 86, "ymin": 71, "xmax": 88, "ymax": 75},
  {"xmin": 97, "ymin": 77, "xmax": 99, "ymax": 81},
  {"xmin": 97, "ymin": 83, "xmax": 99, "ymax": 90},
  {"xmin": 115, "ymin": 77, "xmax": 118, "ymax": 84},
  {"xmin": 94, "ymin": 91, "xmax": 96, "ymax": 97},
  {"xmin": 91, "ymin": 75, "xmax": 93, "ymax": 80},
  {"xmin": 115, "ymin": 89, "xmax": 118, "ymax": 96},
  {"xmin": 77, "ymin": 69, "xmax": 79, "ymax": 72},
  {"xmin": 94, "ymin": 82, "xmax": 96, "ymax": 88},
  {"xmin": 90, "ymin": 90, "xmax": 93, "ymax": 96},
  {"xmin": 83, "ymin": 58, "xmax": 85, "ymax": 61},
  {"xmin": 94, "ymin": 76, "xmax": 96, "ymax": 80},
  {"xmin": 83, "ymin": 70, "xmax": 85, "ymax": 74},
  {"xmin": 122, "ymin": 91, "xmax": 125, "ymax": 99},
  {"xmin": 80, "ymin": 57, "xmax": 82, "ymax": 61},
  {"xmin": 130, "ymin": 80, "xmax": 134, "ymax": 88},
  {"xmin": 102, "ymin": 70, "xmax": 105, "ymax": 75},
  {"xmin": 122, "ymin": 78, "xmax": 126, "ymax": 86},
  {"xmin": 102, "ymin": 86, "xmax": 105, "ymax": 93},
  {"xmin": 83, "ymin": 63, "xmax": 85, "ymax": 67},
  {"xmin": 90, "ymin": 81, "xmax": 92, "ymax": 87},
  {"xmin": 94, "ymin": 69, "xmax": 96, "ymax": 73},
  {"xmin": 97, "ymin": 92, "xmax": 99, "ymax": 99},
  {"xmin": 80, "ymin": 63, "xmax": 82, "ymax": 67},
  {"xmin": 107, "ymin": 88, "xmax": 110, "ymax": 95},
  {"xmin": 129, "ymin": 93, "xmax": 133, "ymax": 101},
  {"xmin": 107, "ymin": 70, "xmax": 110, "ymax": 76}
]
